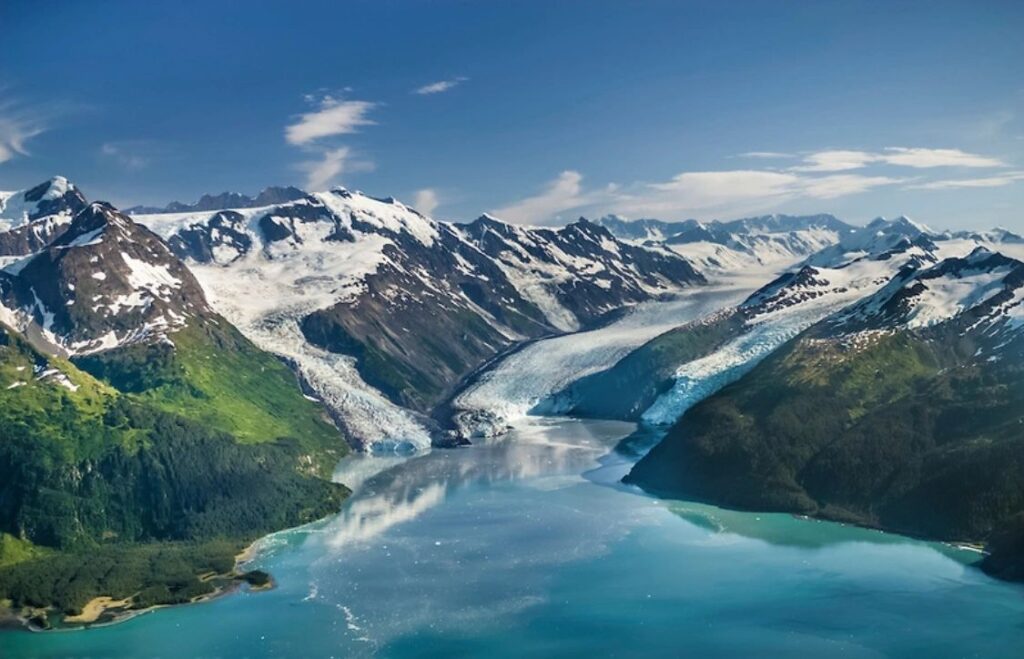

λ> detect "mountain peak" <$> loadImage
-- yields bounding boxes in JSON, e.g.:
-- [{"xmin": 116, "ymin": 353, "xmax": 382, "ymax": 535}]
[
  {"xmin": 0, "ymin": 202, "xmax": 211, "ymax": 356},
  {"xmin": 891, "ymin": 214, "xmax": 932, "ymax": 234},
  {"xmin": 23, "ymin": 175, "xmax": 75, "ymax": 202},
  {"xmin": 0, "ymin": 176, "xmax": 87, "ymax": 227},
  {"xmin": 51, "ymin": 201, "xmax": 133, "ymax": 248},
  {"xmin": 836, "ymin": 249, "xmax": 1024, "ymax": 334}
]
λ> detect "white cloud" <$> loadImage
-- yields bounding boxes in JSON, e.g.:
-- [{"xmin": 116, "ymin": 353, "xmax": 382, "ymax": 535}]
[
  {"xmin": 0, "ymin": 100, "xmax": 45, "ymax": 164},
  {"xmin": 906, "ymin": 171, "xmax": 1024, "ymax": 190},
  {"xmin": 792, "ymin": 147, "xmax": 1006, "ymax": 172},
  {"xmin": 490, "ymin": 170, "xmax": 608, "ymax": 224},
  {"xmin": 286, "ymin": 94, "xmax": 378, "ymax": 190},
  {"xmin": 413, "ymin": 188, "xmax": 439, "ymax": 215},
  {"xmin": 799, "ymin": 173, "xmax": 906, "ymax": 199},
  {"xmin": 300, "ymin": 147, "xmax": 352, "ymax": 190},
  {"xmin": 99, "ymin": 142, "xmax": 150, "ymax": 170},
  {"xmin": 642, "ymin": 170, "xmax": 798, "ymax": 210},
  {"xmin": 880, "ymin": 147, "xmax": 1006, "ymax": 168},
  {"xmin": 414, "ymin": 77, "xmax": 468, "ymax": 95},
  {"xmin": 497, "ymin": 167, "xmax": 906, "ymax": 223},
  {"xmin": 790, "ymin": 150, "xmax": 879, "ymax": 172},
  {"xmin": 613, "ymin": 170, "xmax": 902, "ymax": 218},
  {"xmin": 285, "ymin": 97, "xmax": 376, "ymax": 145}
]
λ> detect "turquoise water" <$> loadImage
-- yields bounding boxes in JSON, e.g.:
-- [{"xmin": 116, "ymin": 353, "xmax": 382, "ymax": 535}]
[{"xmin": 5, "ymin": 418, "xmax": 1024, "ymax": 658}]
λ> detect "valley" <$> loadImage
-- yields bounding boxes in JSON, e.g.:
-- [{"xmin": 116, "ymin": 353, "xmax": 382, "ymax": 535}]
[
  {"xmin": 3, "ymin": 4, "xmax": 1022, "ymax": 656},
  {"xmin": 2, "ymin": 176, "xmax": 1024, "ymax": 649}
]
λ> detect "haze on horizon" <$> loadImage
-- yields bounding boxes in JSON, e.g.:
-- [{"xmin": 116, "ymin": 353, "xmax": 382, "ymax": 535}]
[{"xmin": 0, "ymin": 0, "xmax": 1022, "ymax": 230}]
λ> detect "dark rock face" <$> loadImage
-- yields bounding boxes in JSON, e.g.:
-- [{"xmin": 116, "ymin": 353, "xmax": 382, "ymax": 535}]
[
  {"xmin": 0, "ymin": 177, "xmax": 88, "ymax": 256},
  {"xmin": 297, "ymin": 223, "xmax": 556, "ymax": 412},
  {"xmin": 20, "ymin": 179, "xmax": 89, "ymax": 221},
  {"xmin": 0, "ymin": 215, "xmax": 74, "ymax": 256},
  {"xmin": 155, "ymin": 192, "xmax": 705, "ymax": 416},
  {"xmin": 0, "ymin": 203, "xmax": 210, "ymax": 354},
  {"xmin": 458, "ymin": 216, "xmax": 704, "ymax": 325},
  {"xmin": 167, "ymin": 211, "xmax": 252, "ymax": 263}
]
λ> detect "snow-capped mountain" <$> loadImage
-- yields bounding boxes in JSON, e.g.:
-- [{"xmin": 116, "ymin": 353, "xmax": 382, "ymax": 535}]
[
  {"xmin": 0, "ymin": 201, "xmax": 210, "ymax": 356},
  {"xmin": 832, "ymin": 247, "xmax": 1024, "ymax": 347},
  {"xmin": 127, "ymin": 186, "xmax": 704, "ymax": 449},
  {"xmin": 597, "ymin": 213, "xmax": 854, "ymax": 273},
  {"xmin": 593, "ymin": 215, "xmax": 699, "ymax": 242},
  {"xmin": 0, "ymin": 176, "xmax": 88, "ymax": 257},
  {"xmin": 545, "ymin": 217, "xmax": 945, "ymax": 425},
  {"xmin": 626, "ymin": 241, "xmax": 1024, "ymax": 570},
  {"xmin": 454, "ymin": 214, "xmax": 702, "ymax": 332}
]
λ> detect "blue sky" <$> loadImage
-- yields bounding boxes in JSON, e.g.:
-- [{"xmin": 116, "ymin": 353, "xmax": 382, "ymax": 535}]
[{"xmin": 1, "ymin": 0, "xmax": 1022, "ymax": 229}]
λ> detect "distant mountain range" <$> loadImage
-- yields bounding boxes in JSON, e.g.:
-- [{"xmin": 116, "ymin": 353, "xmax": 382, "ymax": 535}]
[
  {"xmin": 123, "ymin": 186, "xmax": 308, "ymax": 215},
  {"xmin": 596, "ymin": 212, "xmax": 855, "ymax": 272}
]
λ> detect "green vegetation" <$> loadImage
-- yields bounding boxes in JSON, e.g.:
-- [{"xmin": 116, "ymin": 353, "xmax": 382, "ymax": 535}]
[
  {"xmin": 628, "ymin": 329, "xmax": 1024, "ymax": 560},
  {"xmin": 0, "ymin": 319, "xmax": 350, "ymax": 624},
  {"xmin": 0, "ymin": 534, "xmax": 50, "ymax": 569},
  {"xmin": 0, "ymin": 540, "xmax": 238, "ymax": 615},
  {"xmin": 74, "ymin": 319, "xmax": 343, "ymax": 473}
]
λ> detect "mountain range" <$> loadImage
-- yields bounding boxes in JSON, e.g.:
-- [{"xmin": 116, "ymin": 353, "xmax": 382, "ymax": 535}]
[
  {"xmin": 621, "ymin": 221, "xmax": 1024, "ymax": 581},
  {"xmin": 596, "ymin": 212, "xmax": 855, "ymax": 273},
  {"xmin": 2, "ymin": 174, "xmax": 1023, "ymax": 624},
  {"xmin": 131, "ymin": 188, "xmax": 705, "ymax": 449}
]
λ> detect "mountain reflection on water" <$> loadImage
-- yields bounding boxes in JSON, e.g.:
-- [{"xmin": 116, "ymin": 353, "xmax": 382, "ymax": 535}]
[
  {"xmin": 7, "ymin": 417, "xmax": 1024, "ymax": 659},
  {"xmin": 324, "ymin": 417, "xmax": 633, "ymax": 551}
]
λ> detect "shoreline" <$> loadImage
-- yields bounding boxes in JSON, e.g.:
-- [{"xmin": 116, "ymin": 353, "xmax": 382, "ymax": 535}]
[
  {"xmin": 23, "ymin": 581, "xmax": 246, "ymax": 634},
  {"xmin": 5, "ymin": 534, "xmax": 282, "ymax": 634},
  {"xmin": 3, "ymin": 489, "xmax": 343, "ymax": 634},
  {"xmin": 628, "ymin": 479, "xmax": 995, "ymax": 566}
]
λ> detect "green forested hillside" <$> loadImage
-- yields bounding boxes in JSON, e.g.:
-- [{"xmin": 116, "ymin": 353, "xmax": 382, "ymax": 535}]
[
  {"xmin": 74, "ymin": 318, "xmax": 344, "ymax": 473},
  {"xmin": 627, "ymin": 329, "xmax": 1024, "ymax": 577},
  {"xmin": 0, "ymin": 322, "xmax": 349, "ymax": 623}
]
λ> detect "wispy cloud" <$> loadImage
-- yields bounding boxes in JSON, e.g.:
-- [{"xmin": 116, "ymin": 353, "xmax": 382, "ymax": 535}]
[
  {"xmin": 790, "ymin": 150, "xmax": 879, "ymax": 172},
  {"xmin": 285, "ymin": 97, "xmax": 376, "ymax": 145},
  {"xmin": 881, "ymin": 147, "xmax": 1006, "ymax": 168},
  {"xmin": 297, "ymin": 146, "xmax": 375, "ymax": 191},
  {"xmin": 0, "ymin": 98, "xmax": 46, "ymax": 164},
  {"xmin": 791, "ymin": 147, "xmax": 1006, "ymax": 172},
  {"xmin": 906, "ymin": 171, "xmax": 1024, "ymax": 190},
  {"xmin": 494, "ymin": 167, "xmax": 906, "ymax": 223},
  {"xmin": 413, "ymin": 188, "xmax": 439, "ymax": 215},
  {"xmin": 491, "ymin": 170, "xmax": 613, "ymax": 224},
  {"xmin": 285, "ymin": 93, "xmax": 379, "ymax": 190},
  {"xmin": 99, "ymin": 141, "xmax": 152, "ymax": 170},
  {"xmin": 613, "ymin": 170, "xmax": 903, "ymax": 218},
  {"xmin": 414, "ymin": 77, "xmax": 468, "ymax": 95}
]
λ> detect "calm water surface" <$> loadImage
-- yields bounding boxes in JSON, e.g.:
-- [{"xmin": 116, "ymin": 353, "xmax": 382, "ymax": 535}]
[{"xmin": 5, "ymin": 418, "xmax": 1024, "ymax": 658}]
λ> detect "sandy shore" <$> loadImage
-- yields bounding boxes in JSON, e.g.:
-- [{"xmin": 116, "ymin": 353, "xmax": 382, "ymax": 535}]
[
  {"xmin": 62, "ymin": 597, "xmax": 131, "ymax": 625},
  {"xmin": 234, "ymin": 538, "xmax": 263, "ymax": 567}
]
